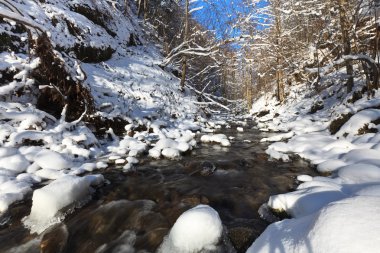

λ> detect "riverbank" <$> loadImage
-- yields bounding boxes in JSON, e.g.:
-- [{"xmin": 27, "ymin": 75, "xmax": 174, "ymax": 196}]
[{"xmin": 248, "ymin": 83, "xmax": 380, "ymax": 252}]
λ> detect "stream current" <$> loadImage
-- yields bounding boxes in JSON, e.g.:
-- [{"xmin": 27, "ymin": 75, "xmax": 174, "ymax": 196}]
[{"xmin": 0, "ymin": 122, "xmax": 316, "ymax": 253}]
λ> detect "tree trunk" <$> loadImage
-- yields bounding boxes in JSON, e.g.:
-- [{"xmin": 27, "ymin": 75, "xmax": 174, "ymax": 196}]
[
  {"xmin": 276, "ymin": 67, "xmax": 284, "ymax": 103},
  {"xmin": 144, "ymin": 0, "xmax": 148, "ymax": 20},
  {"xmin": 337, "ymin": 0, "xmax": 354, "ymax": 93},
  {"xmin": 180, "ymin": 0, "xmax": 189, "ymax": 91},
  {"xmin": 274, "ymin": 1, "xmax": 285, "ymax": 103},
  {"xmin": 137, "ymin": 0, "xmax": 143, "ymax": 18}
]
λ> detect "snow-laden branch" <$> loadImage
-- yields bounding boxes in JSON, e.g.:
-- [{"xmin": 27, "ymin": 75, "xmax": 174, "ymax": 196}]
[
  {"xmin": 0, "ymin": 5, "xmax": 46, "ymax": 33},
  {"xmin": 306, "ymin": 54, "xmax": 378, "ymax": 75},
  {"xmin": 163, "ymin": 45, "xmax": 218, "ymax": 65},
  {"xmin": 163, "ymin": 35, "xmax": 252, "ymax": 66},
  {"xmin": 190, "ymin": 94, "xmax": 230, "ymax": 111},
  {"xmin": 186, "ymin": 83, "xmax": 243, "ymax": 111},
  {"xmin": 189, "ymin": 6, "xmax": 203, "ymax": 14},
  {"xmin": 306, "ymin": 54, "xmax": 379, "ymax": 91},
  {"xmin": 55, "ymin": 103, "xmax": 88, "ymax": 132}
]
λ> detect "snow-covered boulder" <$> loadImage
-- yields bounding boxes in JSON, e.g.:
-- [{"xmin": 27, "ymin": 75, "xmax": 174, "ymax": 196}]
[
  {"xmin": 158, "ymin": 205, "xmax": 223, "ymax": 253},
  {"xmin": 149, "ymin": 136, "xmax": 194, "ymax": 159},
  {"xmin": 336, "ymin": 109, "xmax": 380, "ymax": 138},
  {"xmin": 0, "ymin": 153, "xmax": 30, "ymax": 173},
  {"xmin": 200, "ymin": 134, "xmax": 231, "ymax": 147},
  {"xmin": 161, "ymin": 148, "xmax": 181, "ymax": 160},
  {"xmin": 0, "ymin": 180, "xmax": 32, "ymax": 213},
  {"xmin": 23, "ymin": 175, "xmax": 93, "ymax": 234},
  {"xmin": 34, "ymin": 149, "xmax": 72, "ymax": 170}
]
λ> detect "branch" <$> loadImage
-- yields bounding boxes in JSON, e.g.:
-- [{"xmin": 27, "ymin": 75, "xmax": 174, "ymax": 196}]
[{"xmin": 0, "ymin": 6, "xmax": 46, "ymax": 33}]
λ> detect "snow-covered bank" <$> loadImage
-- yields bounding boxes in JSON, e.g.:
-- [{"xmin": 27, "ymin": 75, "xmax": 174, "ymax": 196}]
[{"xmin": 249, "ymin": 75, "xmax": 380, "ymax": 251}]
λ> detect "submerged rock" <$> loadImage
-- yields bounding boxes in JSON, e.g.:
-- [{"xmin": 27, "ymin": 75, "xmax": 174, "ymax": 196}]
[{"xmin": 228, "ymin": 226, "xmax": 255, "ymax": 253}]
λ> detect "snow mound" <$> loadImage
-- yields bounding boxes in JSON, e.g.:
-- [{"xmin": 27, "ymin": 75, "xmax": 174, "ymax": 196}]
[
  {"xmin": 158, "ymin": 205, "xmax": 223, "ymax": 253},
  {"xmin": 162, "ymin": 148, "xmax": 181, "ymax": 160},
  {"xmin": 201, "ymin": 134, "xmax": 231, "ymax": 146},
  {"xmin": 149, "ymin": 137, "xmax": 195, "ymax": 159},
  {"xmin": 248, "ymin": 196, "xmax": 380, "ymax": 253},
  {"xmin": 268, "ymin": 184, "xmax": 346, "ymax": 218},
  {"xmin": 23, "ymin": 175, "xmax": 93, "ymax": 234},
  {"xmin": 336, "ymin": 109, "xmax": 380, "ymax": 138},
  {"xmin": 34, "ymin": 149, "xmax": 72, "ymax": 170},
  {"xmin": 0, "ymin": 180, "xmax": 32, "ymax": 213},
  {"xmin": 338, "ymin": 163, "xmax": 380, "ymax": 184},
  {"xmin": 0, "ymin": 153, "xmax": 30, "ymax": 173}
]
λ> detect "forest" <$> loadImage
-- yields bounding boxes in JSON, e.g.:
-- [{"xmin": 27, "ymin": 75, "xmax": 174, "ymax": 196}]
[{"xmin": 0, "ymin": 0, "xmax": 380, "ymax": 253}]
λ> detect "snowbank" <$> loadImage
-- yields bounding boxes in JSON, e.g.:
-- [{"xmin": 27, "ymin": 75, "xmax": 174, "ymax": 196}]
[
  {"xmin": 250, "ymin": 70, "xmax": 380, "ymax": 252},
  {"xmin": 248, "ymin": 196, "xmax": 380, "ymax": 253}
]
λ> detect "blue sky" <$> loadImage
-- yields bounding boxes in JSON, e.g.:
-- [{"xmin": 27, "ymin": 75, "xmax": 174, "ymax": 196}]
[{"xmin": 190, "ymin": 0, "xmax": 269, "ymax": 40}]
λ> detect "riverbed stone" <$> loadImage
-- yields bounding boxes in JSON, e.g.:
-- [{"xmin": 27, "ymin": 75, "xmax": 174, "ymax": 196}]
[
  {"xmin": 228, "ymin": 226, "xmax": 255, "ymax": 253},
  {"xmin": 40, "ymin": 224, "xmax": 68, "ymax": 253}
]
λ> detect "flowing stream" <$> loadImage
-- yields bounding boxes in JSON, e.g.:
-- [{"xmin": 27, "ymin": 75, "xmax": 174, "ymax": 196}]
[{"xmin": 0, "ymin": 121, "xmax": 316, "ymax": 253}]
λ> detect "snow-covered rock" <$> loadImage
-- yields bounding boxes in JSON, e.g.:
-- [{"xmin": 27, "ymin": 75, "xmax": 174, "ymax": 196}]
[
  {"xmin": 158, "ymin": 205, "xmax": 223, "ymax": 253},
  {"xmin": 34, "ymin": 149, "xmax": 72, "ymax": 170},
  {"xmin": 0, "ymin": 180, "xmax": 32, "ymax": 213},
  {"xmin": 336, "ymin": 109, "xmax": 380, "ymax": 138},
  {"xmin": 201, "ymin": 134, "xmax": 231, "ymax": 147},
  {"xmin": 162, "ymin": 148, "xmax": 181, "ymax": 160},
  {"xmin": 23, "ymin": 175, "xmax": 92, "ymax": 234},
  {"xmin": 0, "ymin": 153, "xmax": 30, "ymax": 173}
]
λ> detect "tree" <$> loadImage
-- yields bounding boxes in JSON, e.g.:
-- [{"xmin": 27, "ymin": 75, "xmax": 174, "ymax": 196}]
[
  {"xmin": 336, "ymin": 0, "xmax": 354, "ymax": 92},
  {"xmin": 180, "ymin": 0, "xmax": 190, "ymax": 91}
]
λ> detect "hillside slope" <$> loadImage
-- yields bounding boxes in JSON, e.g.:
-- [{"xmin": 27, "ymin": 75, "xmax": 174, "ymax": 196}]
[{"xmin": 0, "ymin": 0, "xmax": 207, "ymax": 226}]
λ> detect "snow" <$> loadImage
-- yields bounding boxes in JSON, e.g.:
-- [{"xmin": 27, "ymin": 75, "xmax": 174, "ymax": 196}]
[
  {"xmin": 147, "ymin": 135, "xmax": 195, "ymax": 159},
  {"xmin": 261, "ymin": 131, "xmax": 294, "ymax": 142},
  {"xmin": 0, "ymin": 180, "xmax": 31, "ymax": 213},
  {"xmin": 0, "ymin": 153, "xmax": 29, "ymax": 173},
  {"xmin": 338, "ymin": 164, "xmax": 380, "ymax": 184},
  {"xmin": 23, "ymin": 175, "xmax": 94, "ymax": 234},
  {"xmin": 336, "ymin": 109, "xmax": 380, "ymax": 138},
  {"xmin": 297, "ymin": 175, "xmax": 313, "ymax": 182},
  {"xmin": 162, "ymin": 147, "xmax": 181, "ymax": 160},
  {"xmin": 249, "ymin": 66, "xmax": 380, "ymax": 252},
  {"xmin": 158, "ymin": 205, "xmax": 223, "ymax": 253},
  {"xmin": 268, "ymin": 185, "xmax": 346, "ymax": 218},
  {"xmin": 33, "ymin": 149, "xmax": 72, "ymax": 170},
  {"xmin": 148, "ymin": 148, "xmax": 162, "ymax": 159},
  {"xmin": 201, "ymin": 134, "xmax": 231, "ymax": 146},
  {"xmin": 248, "ymin": 196, "xmax": 380, "ymax": 253}
]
